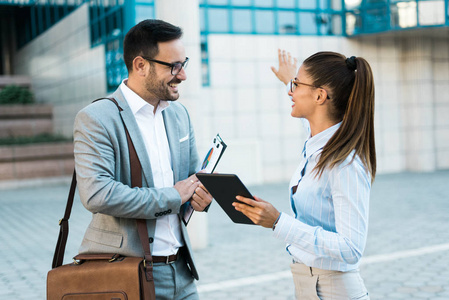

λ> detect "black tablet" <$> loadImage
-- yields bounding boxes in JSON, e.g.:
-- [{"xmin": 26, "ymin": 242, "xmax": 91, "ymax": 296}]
[{"xmin": 196, "ymin": 173, "xmax": 255, "ymax": 225}]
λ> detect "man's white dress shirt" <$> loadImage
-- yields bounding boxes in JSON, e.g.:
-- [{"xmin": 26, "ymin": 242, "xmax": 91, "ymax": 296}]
[{"xmin": 120, "ymin": 80, "xmax": 183, "ymax": 256}]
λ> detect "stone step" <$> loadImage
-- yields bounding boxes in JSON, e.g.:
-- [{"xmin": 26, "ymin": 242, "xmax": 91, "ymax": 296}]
[
  {"xmin": 0, "ymin": 142, "xmax": 74, "ymax": 180},
  {"xmin": 0, "ymin": 104, "xmax": 53, "ymax": 138},
  {"xmin": 0, "ymin": 75, "xmax": 32, "ymax": 91}
]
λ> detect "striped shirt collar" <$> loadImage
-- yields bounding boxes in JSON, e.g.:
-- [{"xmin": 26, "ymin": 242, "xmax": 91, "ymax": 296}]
[{"xmin": 305, "ymin": 122, "xmax": 341, "ymax": 159}]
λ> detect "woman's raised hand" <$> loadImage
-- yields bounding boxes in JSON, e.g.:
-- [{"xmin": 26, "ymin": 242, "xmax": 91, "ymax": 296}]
[{"xmin": 271, "ymin": 49, "xmax": 298, "ymax": 85}]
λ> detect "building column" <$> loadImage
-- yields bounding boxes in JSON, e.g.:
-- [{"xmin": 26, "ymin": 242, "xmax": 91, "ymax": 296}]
[
  {"xmin": 400, "ymin": 36, "xmax": 436, "ymax": 172},
  {"xmin": 156, "ymin": 0, "xmax": 208, "ymax": 249}
]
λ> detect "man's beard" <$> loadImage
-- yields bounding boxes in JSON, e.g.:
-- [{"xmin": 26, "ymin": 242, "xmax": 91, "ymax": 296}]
[{"xmin": 145, "ymin": 73, "xmax": 180, "ymax": 101}]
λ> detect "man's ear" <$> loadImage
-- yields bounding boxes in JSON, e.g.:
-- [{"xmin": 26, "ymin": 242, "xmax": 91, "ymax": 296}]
[{"xmin": 132, "ymin": 56, "xmax": 147, "ymax": 76}]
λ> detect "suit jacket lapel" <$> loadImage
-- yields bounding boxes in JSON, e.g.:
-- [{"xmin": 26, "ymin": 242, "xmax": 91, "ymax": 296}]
[
  {"xmin": 163, "ymin": 107, "xmax": 180, "ymax": 183},
  {"xmin": 111, "ymin": 89, "xmax": 154, "ymax": 187}
]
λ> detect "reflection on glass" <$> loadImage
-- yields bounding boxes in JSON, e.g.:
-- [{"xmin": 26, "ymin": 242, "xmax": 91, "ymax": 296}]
[
  {"xmin": 278, "ymin": 11, "xmax": 296, "ymax": 33},
  {"xmin": 331, "ymin": 15, "xmax": 342, "ymax": 35},
  {"xmin": 254, "ymin": 0, "xmax": 273, "ymax": 7},
  {"xmin": 392, "ymin": 1, "xmax": 417, "ymax": 28},
  {"xmin": 135, "ymin": 5, "xmax": 154, "ymax": 24},
  {"xmin": 106, "ymin": 38, "xmax": 126, "ymax": 92},
  {"xmin": 345, "ymin": 12, "xmax": 357, "ymax": 35},
  {"xmin": 317, "ymin": 14, "xmax": 334, "ymax": 35},
  {"xmin": 201, "ymin": 35, "xmax": 209, "ymax": 86},
  {"xmin": 208, "ymin": 8, "xmax": 229, "ymax": 32},
  {"xmin": 299, "ymin": 0, "xmax": 316, "ymax": 9},
  {"xmin": 277, "ymin": 0, "xmax": 295, "ymax": 8},
  {"xmin": 418, "ymin": 0, "xmax": 445, "ymax": 26},
  {"xmin": 365, "ymin": 7, "xmax": 389, "ymax": 32},
  {"xmin": 208, "ymin": 0, "xmax": 228, "ymax": 5},
  {"xmin": 232, "ymin": 9, "xmax": 252, "ymax": 33},
  {"xmin": 345, "ymin": 0, "xmax": 362, "ymax": 10},
  {"xmin": 320, "ymin": 0, "xmax": 329, "ymax": 9},
  {"xmin": 231, "ymin": 0, "xmax": 252, "ymax": 5},
  {"xmin": 200, "ymin": 8, "xmax": 206, "ymax": 32},
  {"xmin": 299, "ymin": 12, "xmax": 317, "ymax": 34},
  {"xmin": 255, "ymin": 10, "xmax": 274, "ymax": 33},
  {"xmin": 331, "ymin": 0, "xmax": 342, "ymax": 10}
]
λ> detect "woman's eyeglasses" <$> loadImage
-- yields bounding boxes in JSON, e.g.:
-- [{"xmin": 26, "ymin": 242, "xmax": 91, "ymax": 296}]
[
  {"xmin": 142, "ymin": 57, "xmax": 189, "ymax": 76},
  {"xmin": 290, "ymin": 78, "xmax": 330, "ymax": 99}
]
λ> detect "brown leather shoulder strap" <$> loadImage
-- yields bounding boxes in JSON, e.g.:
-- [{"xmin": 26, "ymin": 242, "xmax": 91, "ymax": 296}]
[
  {"xmin": 92, "ymin": 97, "xmax": 123, "ymax": 111},
  {"xmin": 52, "ymin": 97, "xmax": 151, "ymax": 270},
  {"xmin": 51, "ymin": 170, "xmax": 77, "ymax": 268}
]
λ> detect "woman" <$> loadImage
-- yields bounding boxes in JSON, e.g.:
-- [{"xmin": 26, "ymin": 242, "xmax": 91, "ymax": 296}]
[{"xmin": 233, "ymin": 50, "xmax": 375, "ymax": 300}]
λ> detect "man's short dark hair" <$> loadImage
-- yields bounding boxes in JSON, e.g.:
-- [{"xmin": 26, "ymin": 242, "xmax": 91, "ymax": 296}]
[{"xmin": 123, "ymin": 19, "xmax": 183, "ymax": 72}]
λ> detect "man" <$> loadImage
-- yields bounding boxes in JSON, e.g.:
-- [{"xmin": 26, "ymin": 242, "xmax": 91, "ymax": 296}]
[{"xmin": 73, "ymin": 19, "xmax": 212, "ymax": 299}]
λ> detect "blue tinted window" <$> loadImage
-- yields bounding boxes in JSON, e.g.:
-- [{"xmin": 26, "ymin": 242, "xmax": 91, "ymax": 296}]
[
  {"xmin": 277, "ymin": 0, "xmax": 296, "ymax": 8},
  {"xmin": 330, "ymin": 14, "xmax": 342, "ymax": 35},
  {"xmin": 278, "ymin": 11, "xmax": 296, "ymax": 34},
  {"xmin": 299, "ymin": 12, "xmax": 317, "ymax": 34},
  {"xmin": 254, "ymin": 0, "xmax": 274, "ymax": 7},
  {"xmin": 331, "ymin": 0, "xmax": 342, "ymax": 10},
  {"xmin": 299, "ymin": 0, "xmax": 316, "ymax": 9},
  {"xmin": 255, "ymin": 10, "xmax": 274, "ymax": 33},
  {"xmin": 135, "ymin": 5, "xmax": 154, "ymax": 23},
  {"xmin": 208, "ymin": 8, "xmax": 229, "ymax": 32},
  {"xmin": 200, "ymin": 8, "xmax": 206, "ymax": 32},
  {"xmin": 320, "ymin": 0, "xmax": 329, "ymax": 9},
  {"xmin": 231, "ymin": 0, "xmax": 252, "ymax": 5},
  {"xmin": 232, "ymin": 9, "xmax": 252, "ymax": 32},
  {"xmin": 208, "ymin": 0, "xmax": 229, "ymax": 4}
]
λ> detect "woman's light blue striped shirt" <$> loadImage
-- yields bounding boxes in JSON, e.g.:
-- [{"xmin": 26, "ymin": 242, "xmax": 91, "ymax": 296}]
[{"xmin": 273, "ymin": 122, "xmax": 371, "ymax": 271}]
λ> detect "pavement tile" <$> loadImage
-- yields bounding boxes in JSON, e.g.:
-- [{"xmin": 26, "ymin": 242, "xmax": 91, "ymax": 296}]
[{"xmin": 1, "ymin": 170, "xmax": 449, "ymax": 299}]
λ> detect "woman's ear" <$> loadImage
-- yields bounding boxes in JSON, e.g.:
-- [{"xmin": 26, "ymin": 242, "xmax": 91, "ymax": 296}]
[{"xmin": 316, "ymin": 89, "xmax": 328, "ymax": 105}]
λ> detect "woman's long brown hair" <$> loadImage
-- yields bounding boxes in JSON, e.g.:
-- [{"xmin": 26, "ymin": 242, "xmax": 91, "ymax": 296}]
[{"xmin": 303, "ymin": 52, "xmax": 376, "ymax": 181}]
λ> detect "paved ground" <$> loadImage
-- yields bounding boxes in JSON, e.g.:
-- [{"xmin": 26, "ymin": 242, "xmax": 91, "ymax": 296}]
[{"xmin": 0, "ymin": 170, "xmax": 448, "ymax": 299}]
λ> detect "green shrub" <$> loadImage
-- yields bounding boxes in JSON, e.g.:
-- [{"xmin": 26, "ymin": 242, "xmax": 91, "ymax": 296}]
[
  {"xmin": 0, "ymin": 85, "xmax": 34, "ymax": 104},
  {"xmin": 0, "ymin": 134, "xmax": 71, "ymax": 146}
]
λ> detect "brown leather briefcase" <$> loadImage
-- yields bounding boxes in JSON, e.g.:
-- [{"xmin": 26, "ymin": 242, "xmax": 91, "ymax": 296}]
[
  {"xmin": 47, "ymin": 98, "xmax": 156, "ymax": 300},
  {"xmin": 47, "ymin": 254, "xmax": 151, "ymax": 300}
]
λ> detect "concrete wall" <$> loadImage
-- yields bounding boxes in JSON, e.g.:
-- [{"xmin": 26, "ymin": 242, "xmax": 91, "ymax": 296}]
[
  {"xmin": 194, "ymin": 34, "xmax": 449, "ymax": 185},
  {"xmin": 13, "ymin": 4, "xmax": 106, "ymax": 137}
]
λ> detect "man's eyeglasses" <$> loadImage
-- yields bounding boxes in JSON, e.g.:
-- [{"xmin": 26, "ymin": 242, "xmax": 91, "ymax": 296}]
[
  {"xmin": 290, "ymin": 78, "xmax": 330, "ymax": 99},
  {"xmin": 142, "ymin": 56, "xmax": 189, "ymax": 76}
]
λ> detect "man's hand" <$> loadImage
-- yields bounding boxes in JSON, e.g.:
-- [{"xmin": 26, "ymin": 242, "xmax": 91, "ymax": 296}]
[
  {"xmin": 233, "ymin": 195, "xmax": 280, "ymax": 228},
  {"xmin": 190, "ymin": 184, "xmax": 213, "ymax": 212},
  {"xmin": 271, "ymin": 49, "xmax": 298, "ymax": 85},
  {"xmin": 174, "ymin": 174, "xmax": 200, "ymax": 204}
]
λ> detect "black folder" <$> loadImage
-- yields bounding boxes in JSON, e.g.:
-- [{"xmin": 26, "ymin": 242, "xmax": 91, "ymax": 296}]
[{"xmin": 196, "ymin": 173, "xmax": 255, "ymax": 225}]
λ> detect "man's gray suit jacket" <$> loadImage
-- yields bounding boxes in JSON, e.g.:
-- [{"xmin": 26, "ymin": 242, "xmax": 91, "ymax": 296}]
[{"xmin": 73, "ymin": 88, "xmax": 200, "ymax": 279}]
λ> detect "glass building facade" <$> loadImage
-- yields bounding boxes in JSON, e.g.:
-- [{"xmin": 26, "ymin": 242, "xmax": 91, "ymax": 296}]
[
  {"xmin": 345, "ymin": 0, "xmax": 449, "ymax": 35},
  {"xmin": 1, "ymin": 0, "xmax": 448, "ymax": 88}
]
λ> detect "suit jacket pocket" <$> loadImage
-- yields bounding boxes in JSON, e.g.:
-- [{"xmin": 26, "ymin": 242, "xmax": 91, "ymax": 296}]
[{"xmin": 84, "ymin": 226, "xmax": 123, "ymax": 248}]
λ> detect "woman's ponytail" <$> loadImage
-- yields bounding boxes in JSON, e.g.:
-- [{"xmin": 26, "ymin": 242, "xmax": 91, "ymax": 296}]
[{"xmin": 304, "ymin": 52, "xmax": 376, "ymax": 181}]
